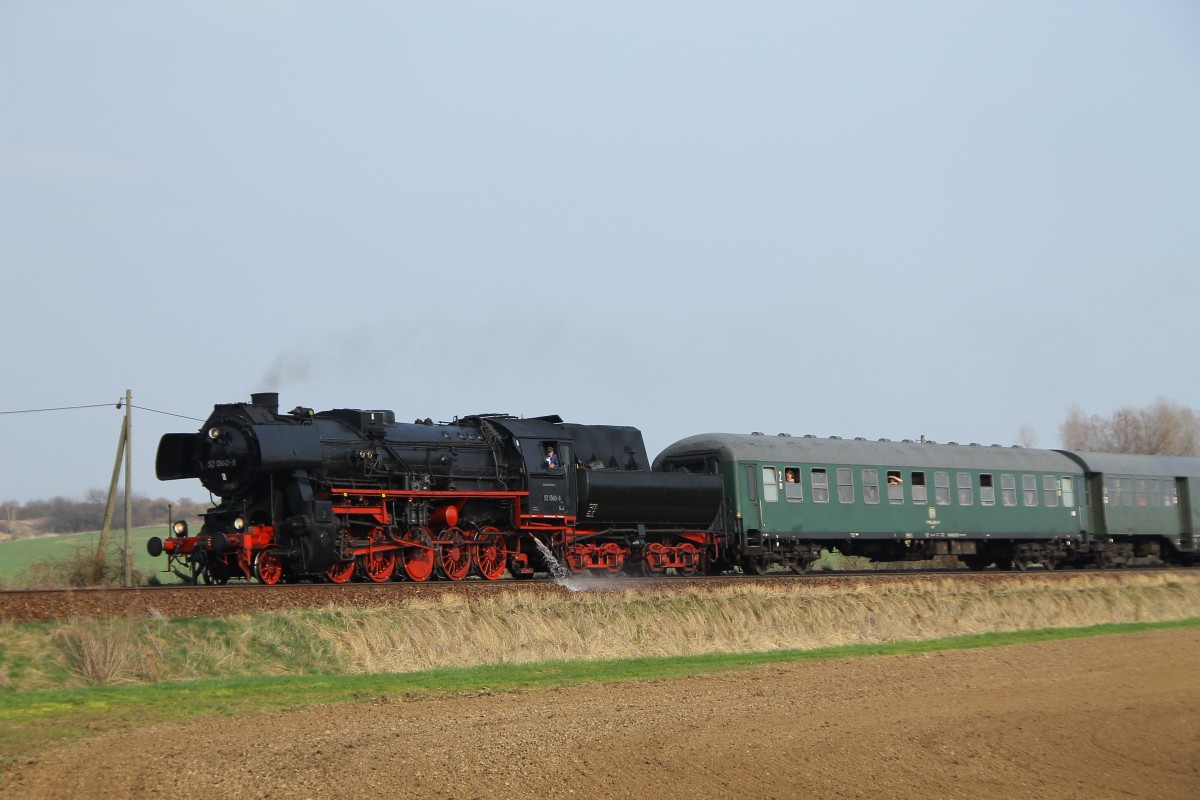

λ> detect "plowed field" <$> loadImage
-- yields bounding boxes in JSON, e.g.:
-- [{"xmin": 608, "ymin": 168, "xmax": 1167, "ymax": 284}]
[{"xmin": 4, "ymin": 628, "xmax": 1197, "ymax": 799}]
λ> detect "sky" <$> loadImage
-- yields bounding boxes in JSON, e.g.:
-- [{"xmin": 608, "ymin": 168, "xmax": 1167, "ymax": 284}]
[{"xmin": 1, "ymin": 1, "xmax": 1198, "ymax": 506}]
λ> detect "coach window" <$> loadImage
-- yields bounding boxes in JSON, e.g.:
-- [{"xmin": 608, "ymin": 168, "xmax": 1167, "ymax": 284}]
[
  {"xmin": 1001, "ymin": 474, "xmax": 1016, "ymax": 506},
  {"xmin": 837, "ymin": 468, "xmax": 855, "ymax": 503},
  {"xmin": 886, "ymin": 471, "xmax": 904, "ymax": 504},
  {"xmin": 911, "ymin": 471, "xmax": 928, "ymax": 504},
  {"xmin": 1043, "ymin": 475, "xmax": 1059, "ymax": 507},
  {"xmin": 1150, "ymin": 479, "xmax": 1162, "ymax": 507},
  {"xmin": 1062, "ymin": 477, "xmax": 1075, "ymax": 509},
  {"xmin": 785, "ymin": 467, "xmax": 803, "ymax": 502},
  {"xmin": 934, "ymin": 472, "xmax": 951, "ymax": 505},
  {"xmin": 762, "ymin": 466, "xmax": 779, "ymax": 503},
  {"xmin": 957, "ymin": 472, "xmax": 973, "ymax": 506},
  {"xmin": 811, "ymin": 468, "xmax": 830, "ymax": 503},
  {"xmin": 980, "ymin": 474, "xmax": 996, "ymax": 506},
  {"xmin": 1023, "ymin": 475, "xmax": 1038, "ymax": 507},
  {"xmin": 1167, "ymin": 483, "xmax": 1179, "ymax": 507},
  {"xmin": 1136, "ymin": 480, "xmax": 1147, "ymax": 507},
  {"xmin": 863, "ymin": 469, "xmax": 880, "ymax": 504},
  {"xmin": 1120, "ymin": 478, "xmax": 1133, "ymax": 506}
]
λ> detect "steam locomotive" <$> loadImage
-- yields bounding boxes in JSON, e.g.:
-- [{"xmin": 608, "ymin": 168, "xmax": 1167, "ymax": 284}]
[
  {"xmin": 150, "ymin": 394, "xmax": 1200, "ymax": 584},
  {"xmin": 149, "ymin": 393, "xmax": 723, "ymax": 584}
]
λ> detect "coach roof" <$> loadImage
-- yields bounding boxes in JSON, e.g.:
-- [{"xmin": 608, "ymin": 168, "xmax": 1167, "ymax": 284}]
[
  {"xmin": 656, "ymin": 433, "xmax": 1081, "ymax": 473},
  {"xmin": 1057, "ymin": 451, "xmax": 1200, "ymax": 479}
]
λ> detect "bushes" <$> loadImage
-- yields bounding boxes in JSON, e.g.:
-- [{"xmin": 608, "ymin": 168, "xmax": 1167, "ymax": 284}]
[{"xmin": 1, "ymin": 493, "xmax": 207, "ymax": 537}]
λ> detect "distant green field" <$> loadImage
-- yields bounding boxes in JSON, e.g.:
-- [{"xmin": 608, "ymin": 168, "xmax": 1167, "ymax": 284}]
[{"xmin": 0, "ymin": 526, "xmax": 177, "ymax": 587}]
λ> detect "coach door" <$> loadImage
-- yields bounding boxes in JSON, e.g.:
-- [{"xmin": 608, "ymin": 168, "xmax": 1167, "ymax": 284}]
[
  {"xmin": 742, "ymin": 464, "xmax": 769, "ymax": 531},
  {"xmin": 1179, "ymin": 478, "xmax": 1196, "ymax": 552}
]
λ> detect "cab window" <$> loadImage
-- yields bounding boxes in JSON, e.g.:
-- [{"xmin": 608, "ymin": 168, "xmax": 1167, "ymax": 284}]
[{"xmin": 540, "ymin": 441, "xmax": 561, "ymax": 471}]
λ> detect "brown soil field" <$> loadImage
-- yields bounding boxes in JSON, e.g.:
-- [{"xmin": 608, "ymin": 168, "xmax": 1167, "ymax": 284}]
[{"xmin": 4, "ymin": 627, "xmax": 1198, "ymax": 800}]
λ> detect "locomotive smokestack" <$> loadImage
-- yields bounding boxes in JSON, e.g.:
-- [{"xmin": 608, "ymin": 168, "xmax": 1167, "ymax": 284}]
[{"xmin": 250, "ymin": 392, "xmax": 280, "ymax": 416}]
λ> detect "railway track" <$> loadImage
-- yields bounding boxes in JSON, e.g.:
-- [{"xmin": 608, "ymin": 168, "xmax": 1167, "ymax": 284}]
[{"xmin": 0, "ymin": 567, "xmax": 1189, "ymax": 623}]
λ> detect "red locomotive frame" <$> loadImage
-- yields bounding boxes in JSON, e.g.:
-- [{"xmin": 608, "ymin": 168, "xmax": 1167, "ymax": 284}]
[{"xmin": 160, "ymin": 486, "xmax": 720, "ymax": 585}]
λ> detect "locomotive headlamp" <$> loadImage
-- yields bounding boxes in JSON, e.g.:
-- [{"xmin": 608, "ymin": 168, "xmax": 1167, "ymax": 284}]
[
  {"xmin": 208, "ymin": 427, "xmax": 223, "ymax": 440},
  {"xmin": 233, "ymin": 517, "xmax": 246, "ymax": 532},
  {"xmin": 172, "ymin": 520, "xmax": 188, "ymax": 536}
]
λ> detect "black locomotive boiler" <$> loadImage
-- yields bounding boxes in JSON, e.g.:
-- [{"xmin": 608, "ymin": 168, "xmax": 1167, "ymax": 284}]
[{"xmin": 149, "ymin": 393, "xmax": 723, "ymax": 584}]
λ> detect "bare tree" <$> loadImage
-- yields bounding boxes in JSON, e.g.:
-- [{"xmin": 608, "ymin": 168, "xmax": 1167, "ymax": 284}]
[
  {"xmin": 0, "ymin": 499, "xmax": 17, "ymax": 535},
  {"xmin": 1016, "ymin": 422, "xmax": 1038, "ymax": 448},
  {"xmin": 1059, "ymin": 398, "xmax": 1199, "ymax": 456}
]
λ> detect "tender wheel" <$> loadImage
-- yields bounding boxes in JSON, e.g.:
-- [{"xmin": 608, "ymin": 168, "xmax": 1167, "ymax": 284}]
[
  {"xmin": 475, "ymin": 528, "xmax": 508, "ymax": 581},
  {"xmin": 358, "ymin": 550, "xmax": 397, "ymax": 583},
  {"xmin": 326, "ymin": 560, "xmax": 356, "ymax": 584},
  {"xmin": 675, "ymin": 543, "xmax": 698, "ymax": 576},
  {"xmin": 402, "ymin": 528, "xmax": 435, "ymax": 582},
  {"xmin": 438, "ymin": 528, "xmax": 473, "ymax": 581},
  {"xmin": 253, "ymin": 551, "xmax": 284, "ymax": 585},
  {"xmin": 742, "ymin": 556, "xmax": 769, "ymax": 576},
  {"xmin": 642, "ymin": 543, "xmax": 668, "ymax": 575}
]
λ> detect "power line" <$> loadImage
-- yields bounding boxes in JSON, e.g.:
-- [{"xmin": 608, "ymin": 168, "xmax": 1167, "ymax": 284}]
[
  {"xmin": 0, "ymin": 402, "xmax": 120, "ymax": 415},
  {"xmin": 0, "ymin": 401, "xmax": 204, "ymax": 422},
  {"xmin": 131, "ymin": 405, "xmax": 205, "ymax": 422}
]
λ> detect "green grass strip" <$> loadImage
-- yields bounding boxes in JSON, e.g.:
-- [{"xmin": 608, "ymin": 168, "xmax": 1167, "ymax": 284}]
[{"xmin": 1, "ymin": 616, "xmax": 1197, "ymax": 774}]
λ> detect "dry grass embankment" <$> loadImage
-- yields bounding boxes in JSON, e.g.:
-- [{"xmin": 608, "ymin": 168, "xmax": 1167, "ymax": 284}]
[{"xmin": 3, "ymin": 572, "xmax": 1199, "ymax": 690}]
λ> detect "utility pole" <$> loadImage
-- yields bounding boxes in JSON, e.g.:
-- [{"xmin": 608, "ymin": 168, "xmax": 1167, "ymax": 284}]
[
  {"xmin": 123, "ymin": 388, "xmax": 132, "ymax": 588},
  {"xmin": 96, "ymin": 389, "xmax": 133, "ymax": 586}
]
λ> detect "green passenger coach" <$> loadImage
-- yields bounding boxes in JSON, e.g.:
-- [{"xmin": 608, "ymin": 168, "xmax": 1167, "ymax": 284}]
[
  {"xmin": 655, "ymin": 433, "xmax": 1088, "ymax": 573},
  {"xmin": 1058, "ymin": 451, "xmax": 1199, "ymax": 563}
]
